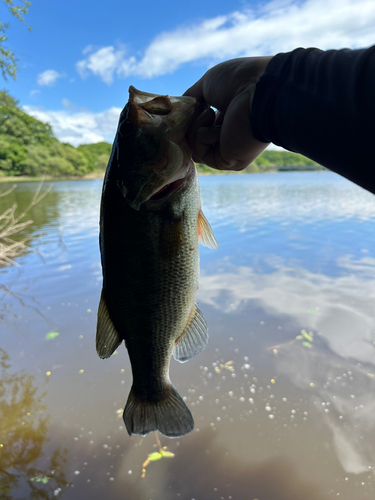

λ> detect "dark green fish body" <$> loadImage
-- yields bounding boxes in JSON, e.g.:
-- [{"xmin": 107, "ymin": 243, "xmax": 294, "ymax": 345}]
[{"xmin": 97, "ymin": 87, "xmax": 217, "ymax": 438}]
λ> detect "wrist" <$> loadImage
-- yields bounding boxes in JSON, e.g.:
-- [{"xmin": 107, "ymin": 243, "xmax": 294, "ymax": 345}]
[{"xmin": 249, "ymin": 56, "xmax": 274, "ymax": 111}]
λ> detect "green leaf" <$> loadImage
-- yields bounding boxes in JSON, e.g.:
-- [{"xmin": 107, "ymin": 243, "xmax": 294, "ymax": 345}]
[
  {"xmin": 307, "ymin": 310, "xmax": 316, "ymax": 315},
  {"xmin": 161, "ymin": 450, "xmax": 175, "ymax": 458},
  {"xmin": 148, "ymin": 452, "xmax": 163, "ymax": 462},
  {"xmin": 302, "ymin": 341, "xmax": 312, "ymax": 348},
  {"xmin": 301, "ymin": 330, "xmax": 313, "ymax": 342},
  {"xmin": 46, "ymin": 332, "xmax": 59, "ymax": 340}
]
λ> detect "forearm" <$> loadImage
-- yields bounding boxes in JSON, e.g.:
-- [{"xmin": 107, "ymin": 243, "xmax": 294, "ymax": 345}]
[{"xmin": 250, "ymin": 46, "xmax": 375, "ymax": 194}]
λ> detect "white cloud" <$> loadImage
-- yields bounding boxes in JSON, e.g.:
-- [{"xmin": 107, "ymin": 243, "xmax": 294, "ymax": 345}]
[
  {"xmin": 29, "ymin": 89, "xmax": 40, "ymax": 96},
  {"xmin": 22, "ymin": 105, "xmax": 122, "ymax": 146},
  {"xmin": 76, "ymin": 0, "xmax": 375, "ymax": 83},
  {"xmin": 76, "ymin": 45, "xmax": 127, "ymax": 85},
  {"xmin": 37, "ymin": 69, "xmax": 64, "ymax": 86},
  {"xmin": 61, "ymin": 98, "xmax": 75, "ymax": 111},
  {"xmin": 20, "ymin": 101, "xmax": 287, "ymax": 149}
]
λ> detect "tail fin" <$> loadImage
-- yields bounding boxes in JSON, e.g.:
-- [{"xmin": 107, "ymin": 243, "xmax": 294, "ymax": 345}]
[{"xmin": 123, "ymin": 385, "xmax": 194, "ymax": 438}]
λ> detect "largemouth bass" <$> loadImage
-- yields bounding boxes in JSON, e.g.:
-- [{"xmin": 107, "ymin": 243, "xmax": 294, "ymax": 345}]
[{"xmin": 97, "ymin": 86, "xmax": 218, "ymax": 438}]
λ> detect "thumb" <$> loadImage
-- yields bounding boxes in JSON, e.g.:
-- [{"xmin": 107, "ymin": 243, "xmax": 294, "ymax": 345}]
[{"xmin": 183, "ymin": 76, "xmax": 205, "ymax": 99}]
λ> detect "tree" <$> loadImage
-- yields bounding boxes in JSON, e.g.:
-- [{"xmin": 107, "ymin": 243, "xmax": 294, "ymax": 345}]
[{"xmin": 0, "ymin": 0, "xmax": 32, "ymax": 80}]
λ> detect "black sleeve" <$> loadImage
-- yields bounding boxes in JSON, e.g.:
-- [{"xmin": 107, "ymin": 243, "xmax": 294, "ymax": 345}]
[{"xmin": 250, "ymin": 46, "xmax": 375, "ymax": 194}]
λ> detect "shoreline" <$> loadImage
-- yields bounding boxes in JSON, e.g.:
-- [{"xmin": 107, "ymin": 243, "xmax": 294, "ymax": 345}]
[
  {"xmin": 0, "ymin": 167, "xmax": 325, "ymax": 183},
  {"xmin": 0, "ymin": 172, "xmax": 106, "ymax": 183}
]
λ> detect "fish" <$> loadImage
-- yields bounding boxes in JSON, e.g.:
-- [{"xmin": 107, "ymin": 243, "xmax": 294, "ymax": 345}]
[{"xmin": 96, "ymin": 86, "xmax": 218, "ymax": 438}]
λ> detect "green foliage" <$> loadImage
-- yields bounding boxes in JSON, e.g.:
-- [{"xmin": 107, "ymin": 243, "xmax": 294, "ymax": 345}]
[
  {"xmin": 195, "ymin": 163, "xmax": 222, "ymax": 175},
  {"xmin": 245, "ymin": 163, "xmax": 260, "ymax": 173},
  {"xmin": 195, "ymin": 149, "xmax": 323, "ymax": 175},
  {"xmin": 0, "ymin": 92, "xmax": 54, "ymax": 145},
  {"xmin": 45, "ymin": 332, "xmax": 59, "ymax": 340},
  {"xmin": 141, "ymin": 441, "xmax": 175, "ymax": 478},
  {"xmin": 0, "ymin": 0, "xmax": 32, "ymax": 81},
  {"xmin": 296, "ymin": 329, "xmax": 314, "ymax": 349},
  {"xmin": 251, "ymin": 150, "xmax": 320, "ymax": 169},
  {"xmin": 0, "ymin": 91, "xmax": 111, "ymax": 177},
  {"xmin": 77, "ymin": 142, "xmax": 112, "ymax": 171},
  {"xmin": 30, "ymin": 476, "xmax": 52, "ymax": 484}
]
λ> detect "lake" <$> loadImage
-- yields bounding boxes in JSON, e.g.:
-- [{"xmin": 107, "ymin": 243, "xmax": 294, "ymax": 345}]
[{"xmin": 1, "ymin": 171, "xmax": 375, "ymax": 500}]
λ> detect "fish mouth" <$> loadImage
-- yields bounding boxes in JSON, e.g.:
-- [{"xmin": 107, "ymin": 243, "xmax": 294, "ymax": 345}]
[
  {"xmin": 148, "ymin": 177, "xmax": 186, "ymax": 202},
  {"xmin": 126, "ymin": 174, "xmax": 186, "ymax": 211},
  {"xmin": 146, "ymin": 161, "xmax": 195, "ymax": 206}
]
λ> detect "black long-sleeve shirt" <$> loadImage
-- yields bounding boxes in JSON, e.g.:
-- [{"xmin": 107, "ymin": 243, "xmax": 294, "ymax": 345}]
[{"xmin": 250, "ymin": 46, "xmax": 375, "ymax": 194}]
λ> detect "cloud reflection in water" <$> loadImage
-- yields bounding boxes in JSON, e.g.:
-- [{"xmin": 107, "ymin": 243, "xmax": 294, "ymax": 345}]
[{"xmin": 198, "ymin": 255, "xmax": 375, "ymax": 474}]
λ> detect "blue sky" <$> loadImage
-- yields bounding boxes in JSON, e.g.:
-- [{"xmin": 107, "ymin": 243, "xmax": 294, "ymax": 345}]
[{"xmin": 3, "ymin": 0, "xmax": 375, "ymax": 146}]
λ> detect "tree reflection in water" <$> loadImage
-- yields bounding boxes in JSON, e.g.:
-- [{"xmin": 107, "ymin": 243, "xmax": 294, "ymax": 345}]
[{"xmin": 0, "ymin": 348, "xmax": 69, "ymax": 499}]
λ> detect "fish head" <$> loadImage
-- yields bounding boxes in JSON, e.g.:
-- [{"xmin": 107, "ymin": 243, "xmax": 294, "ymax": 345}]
[{"xmin": 115, "ymin": 86, "xmax": 205, "ymax": 210}]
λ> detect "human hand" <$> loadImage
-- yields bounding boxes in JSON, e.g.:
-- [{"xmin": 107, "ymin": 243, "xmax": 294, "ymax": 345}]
[{"xmin": 183, "ymin": 56, "xmax": 273, "ymax": 171}]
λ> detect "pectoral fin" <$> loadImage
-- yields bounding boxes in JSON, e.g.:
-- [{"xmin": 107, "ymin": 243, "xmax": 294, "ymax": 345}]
[
  {"xmin": 198, "ymin": 209, "xmax": 218, "ymax": 249},
  {"xmin": 173, "ymin": 304, "xmax": 209, "ymax": 363},
  {"xmin": 96, "ymin": 290, "xmax": 122, "ymax": 359}
]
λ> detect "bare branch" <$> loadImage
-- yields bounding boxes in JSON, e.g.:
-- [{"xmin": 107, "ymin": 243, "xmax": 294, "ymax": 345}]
[{"xmin": 0, "ymin": 182, "xmax": 51, "ymax": 266}]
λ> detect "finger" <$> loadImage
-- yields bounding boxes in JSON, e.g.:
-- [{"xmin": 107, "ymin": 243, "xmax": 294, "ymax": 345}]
[
  {"xmin": 183, "ymin": 76, "xmax": 205, "ymax": 99},
  {"xmin": 198, "ymin": 94, "xmax": 265, "ymax": 171},
  {"xmin": 214, "ymin": 111, "xmax": 224, "ymax": 127},
  {"xmin": 191, "ymin": 126, "xmax": 221, "ymax": 164},
  {"xmin": 186, "ymin": 107, "xmax": 215, "ymax": 151},
  {"xmin": 218, "ymin": 93, "xmax": 254, "ymax": 170}
]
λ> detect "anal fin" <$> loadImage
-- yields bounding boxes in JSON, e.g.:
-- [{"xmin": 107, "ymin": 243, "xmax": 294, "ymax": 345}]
[
  {"xmin": 96, "ymin": 290, "xmax": 122, "ymax": 359},
  {"xmin": 173, "ymin": 304, "xmax": 209, "ymax": 363}
]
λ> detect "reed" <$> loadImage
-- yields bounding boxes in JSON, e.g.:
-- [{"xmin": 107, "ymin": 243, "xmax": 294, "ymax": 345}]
[{"xmin": 0, "ymin": 183, "xmax": 50, "ymax": 266}]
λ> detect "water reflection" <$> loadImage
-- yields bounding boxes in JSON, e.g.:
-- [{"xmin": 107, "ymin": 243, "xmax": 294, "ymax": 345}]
[
  {"xmin": 0, "ymin": 270, "xmax": 56, "ymax": 331},
  {"xmin": 200, "ymin": 171, "xmax": 375, "ymax": 225},
  {"xmin": 166, "ymin": 431, "xmax": 329, "ymax": 500},
  {"xmin": 272, "ymin": 340, "xmax": 375, "ymax": 475},
  {"xmin": 0, "ymin": 173, "xmax": 375, "ymax": 499},
  {"xmin": 198, "ymin": 255, "xmax": 375, "ymax": 480},
  {"xmin": 0, "ymin": 348, "xmax": 69, "ymax": 499},
  {"xmin": 199, "ymin": 256, "xmax": 375, "ymax": 364},
  {"xmin": 0, "ymin": 183, "xmax": 56, "ymax": 253}
]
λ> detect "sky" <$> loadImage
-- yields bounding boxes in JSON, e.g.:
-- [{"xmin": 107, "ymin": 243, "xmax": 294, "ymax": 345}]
[{"xmin": 3, "ymin": 0, "xmax": 375, "ymax": 146}]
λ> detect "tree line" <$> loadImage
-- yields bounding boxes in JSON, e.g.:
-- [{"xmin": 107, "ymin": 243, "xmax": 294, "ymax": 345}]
[
  {"xmin": 0, "ymin": 90, "xmax": 322, "ymax": 178},
  {"xmin": 195, "ymin": 149, "xmax": 322, "ymax": 174},
  {"xmin": 0, "ymin": 91, "xmax": 112, "ymax": 177}
]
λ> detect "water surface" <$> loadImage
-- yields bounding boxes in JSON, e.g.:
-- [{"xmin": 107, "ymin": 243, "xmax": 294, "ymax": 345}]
[{"xmin": 1, "ymin": 171, "xmax": 375, "ymax": 499}]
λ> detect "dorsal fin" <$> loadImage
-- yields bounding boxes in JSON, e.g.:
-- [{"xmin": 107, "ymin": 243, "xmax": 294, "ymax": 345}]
[
  {"xmin": 198, "ymin": 209, "xmax": 218, "ymax": 249},
  {"xmin": 96, "ymin": 290, "xmax": 122, "ymax": 359},
  {"xmin": 173, "ymin": 304, "xmax": 209, "ymax": 363}
]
